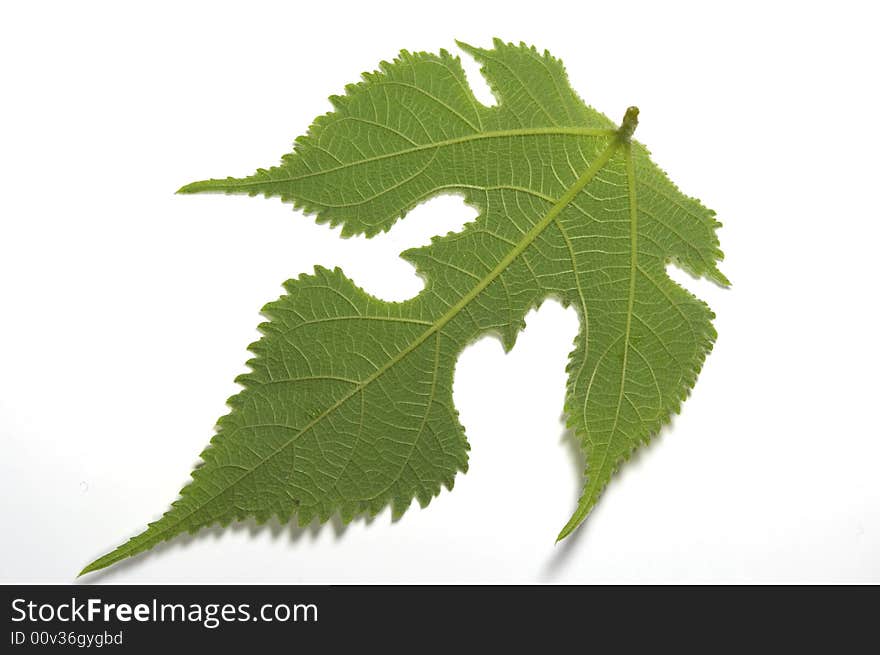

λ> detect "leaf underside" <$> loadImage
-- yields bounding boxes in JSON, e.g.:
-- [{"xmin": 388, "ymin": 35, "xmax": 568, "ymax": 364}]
[{"xmin": 82, "ymin": 39, "xmax": 727, "ymax": 575}]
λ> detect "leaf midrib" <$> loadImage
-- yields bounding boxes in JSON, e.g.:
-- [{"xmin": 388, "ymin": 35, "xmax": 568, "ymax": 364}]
[
  {"xmin": 93, "ymin": 132, "xmax": 630, "ymax": 571},
  {"xmin": 556, "ymin": 140, "xmax": 639, "ymax": 541},
  {"xmin": 178, "ymin": 126, "xmax": 616, "ymax": 191}
]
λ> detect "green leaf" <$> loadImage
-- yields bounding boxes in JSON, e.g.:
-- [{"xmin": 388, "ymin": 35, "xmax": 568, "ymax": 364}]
[{"xmin": 81, "ymin": 39, "xmax": 727, "ymax": 575}]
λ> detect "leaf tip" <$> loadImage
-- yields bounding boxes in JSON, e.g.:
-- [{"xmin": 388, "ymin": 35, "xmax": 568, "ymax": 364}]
[
  {"xmin": 176, "ymin": 180, "xmax": 210, "ymax": 194},
  {"xmin": 454, "ymin": 39, "xmax": 480, "ymax": 56},
  {"xmin": 77, "ymin": 543, "xmax": 133, "ymax": 578},
  {"xmin": 77, "ymin": 561, "xmax": 100, "ymax": 578},
  {"xmin": 177, "ymin": 177, "xmax": 246, "ymax": 195},
  {"xmin": 555, "ymin": 525, "xmax": 573, "ymax": 543},
  {"xmin": 709, "ymin": 266, "xmax": 732, "ymax": 288}
]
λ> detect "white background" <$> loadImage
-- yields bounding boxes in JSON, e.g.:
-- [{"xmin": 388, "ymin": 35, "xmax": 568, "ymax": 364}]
[{"xmin": 2, "ymin": 0, "xmax": 878, "ymax": 583}]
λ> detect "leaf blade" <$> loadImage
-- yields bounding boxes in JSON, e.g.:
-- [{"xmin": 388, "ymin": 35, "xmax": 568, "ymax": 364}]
[{"xmin": 83, "ymin": 40, "xmax": 727, "ymax": 574}]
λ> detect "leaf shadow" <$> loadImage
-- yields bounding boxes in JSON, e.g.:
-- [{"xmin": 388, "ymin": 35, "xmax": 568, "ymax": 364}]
[{"xmin": 81, "ymin": 408, "xmax": 677, "ymax": 583}]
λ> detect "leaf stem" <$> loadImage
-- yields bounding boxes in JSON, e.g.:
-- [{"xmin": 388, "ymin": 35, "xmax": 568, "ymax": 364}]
[{"xmin": 617, "ymin": 106, "xmax": 639, "ymax": 142}]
